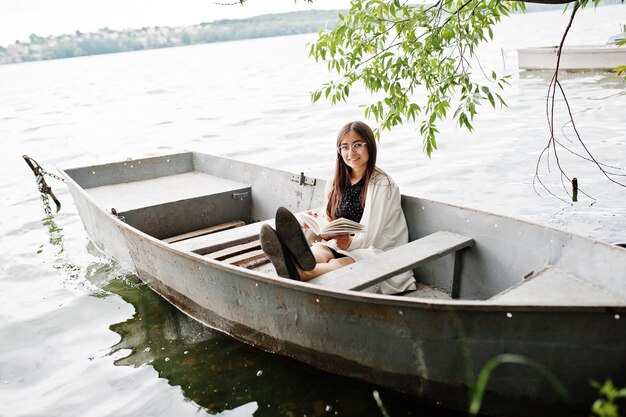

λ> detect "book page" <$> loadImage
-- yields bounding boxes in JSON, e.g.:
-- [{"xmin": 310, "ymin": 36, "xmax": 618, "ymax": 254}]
[{"xmin": 298, "ymin": 213, "xmax": 365, "ymax": 236}]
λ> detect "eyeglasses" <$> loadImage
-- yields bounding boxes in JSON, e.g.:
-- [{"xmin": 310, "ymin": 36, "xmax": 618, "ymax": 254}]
[{"xmin": 337, "ymin": 142, "xmax": 367, "ymax": 155}]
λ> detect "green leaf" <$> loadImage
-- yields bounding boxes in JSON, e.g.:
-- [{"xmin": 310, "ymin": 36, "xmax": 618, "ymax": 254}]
[
  {"xmin": 308, "ymin": 0, "xmax": 513, "ymax": 154},
  {"xmin": 612, "ymin": 65, "xmax": 626, "ymax": 77},
  {"xmin": 469, "ymin": 354, "xmax": 569, "ymax": 416}
]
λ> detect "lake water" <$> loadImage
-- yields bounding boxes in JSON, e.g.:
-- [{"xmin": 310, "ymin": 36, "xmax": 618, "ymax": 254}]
[{"xmin": 1, "ymin": 6, "xmax": 625, "ymax": 417}]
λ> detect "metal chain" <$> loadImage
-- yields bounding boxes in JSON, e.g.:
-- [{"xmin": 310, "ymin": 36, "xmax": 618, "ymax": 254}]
[
  {"xmin": 23, "ymin": 155, "xmax": 63, "ymax": 215},
  {"xmin": 36, "ymin": 173, "xmax": 48, "ymax": 193},
  {"xmin": 40, "ymin": 192, "xmax": 52, "ymax": 216},
  {"xmin": 41, "ymin": 168, "xmax": 66, "ymax": 183}
]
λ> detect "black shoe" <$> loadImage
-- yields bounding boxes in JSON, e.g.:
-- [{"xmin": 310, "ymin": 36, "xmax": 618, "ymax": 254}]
[
  {"xmin": 260, "ymin": 224, "xmax": 299, "ymax": 280},
  {"xmin": 275, "ymin": 207, "xmax": 316, "ymax": 271}
]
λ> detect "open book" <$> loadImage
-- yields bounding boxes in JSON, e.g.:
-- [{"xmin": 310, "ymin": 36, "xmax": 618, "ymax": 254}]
[{"xmin": 298, "ymin": 213, "xmax": 366, "ymax": 236}]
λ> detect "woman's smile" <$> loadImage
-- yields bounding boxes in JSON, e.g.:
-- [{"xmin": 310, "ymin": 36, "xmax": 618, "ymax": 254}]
[{"xmin": 340, "ymin": 131, "xmax": 369, "ymax": 176}]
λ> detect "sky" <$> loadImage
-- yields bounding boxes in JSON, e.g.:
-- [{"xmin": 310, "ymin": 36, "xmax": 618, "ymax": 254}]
[{"xmin": 0, "ymin": 0, "xmax": 352, "ymax": 46}]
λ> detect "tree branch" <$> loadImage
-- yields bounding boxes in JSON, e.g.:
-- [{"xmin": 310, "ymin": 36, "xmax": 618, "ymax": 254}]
[{"xmin": 534, "ymin": 0, "xmax": 626, "ymax": 201}]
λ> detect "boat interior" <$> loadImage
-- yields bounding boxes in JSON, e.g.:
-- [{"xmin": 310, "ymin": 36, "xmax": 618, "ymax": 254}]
[{"xmin": 62, "ymin": 152, "xmax": 625, "ymax": 305}]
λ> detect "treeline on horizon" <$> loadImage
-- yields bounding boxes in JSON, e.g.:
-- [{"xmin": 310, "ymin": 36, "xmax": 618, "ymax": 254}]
[
  {"xmin": 0, "ymin": 10, "xmax": 342, "ymax": 64},
  {"xmin": 1, "ymin": 1, "xmax": 623, "ymax": 65}
]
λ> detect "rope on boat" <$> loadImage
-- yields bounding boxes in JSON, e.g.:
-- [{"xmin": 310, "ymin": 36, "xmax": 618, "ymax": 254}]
[{"xmin": 22, "ymin": 155, "xmax": 65, "ymax": 216}]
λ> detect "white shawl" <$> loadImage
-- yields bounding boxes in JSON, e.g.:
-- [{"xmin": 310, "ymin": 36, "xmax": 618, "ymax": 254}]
[{"xmin": 323, "ymin": 169, "xmax": 417, "ymax": 294}]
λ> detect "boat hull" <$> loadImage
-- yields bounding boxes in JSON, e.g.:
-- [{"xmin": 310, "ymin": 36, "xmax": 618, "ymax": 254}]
[
  {"xmin": 60, "ymin": 152, "xmax": 626, "ymax": 417},
  {"xmin": 518, "ymin": 45, "xmax": 626, "ymax": 70}
]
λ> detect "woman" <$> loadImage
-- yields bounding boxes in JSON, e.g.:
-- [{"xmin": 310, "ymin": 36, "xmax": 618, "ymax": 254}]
[{"xmin": 260, "ymin": 121, "xmax": 416, "ymax": 295}]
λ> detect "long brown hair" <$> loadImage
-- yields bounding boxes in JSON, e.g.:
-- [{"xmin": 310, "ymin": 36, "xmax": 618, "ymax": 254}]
[{"xmin": 326, "ymin": 121, "xmax": 378, "ymax": 220}]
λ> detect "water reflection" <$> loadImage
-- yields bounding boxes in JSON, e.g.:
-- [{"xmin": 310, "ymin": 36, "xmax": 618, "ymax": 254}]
[
  {"xmin": 100, "ymin": 274, "xmax": 466, "ymax": 417},
  {"xmin": 39, "ymin": 215, "xmax": 83, "ymax": 284}
]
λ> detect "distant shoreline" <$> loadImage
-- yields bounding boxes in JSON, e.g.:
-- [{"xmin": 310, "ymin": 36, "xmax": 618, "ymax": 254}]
[
  {"xmin": 2, "ymin": 2, "xmax": 622, "ymax": 66},
  {"xmin": 0, "ymin": 10, "xmax": 342, "ymax": 65}
]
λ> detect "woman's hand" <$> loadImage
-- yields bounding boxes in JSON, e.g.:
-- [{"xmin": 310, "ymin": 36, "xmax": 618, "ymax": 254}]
[
  {"xmin": 302, "ymin": 211, "xmax": 318, "ymax": 229},
  {"xmin": 332, "ymin": 234, "xmax": 352, "ymax": 251}
]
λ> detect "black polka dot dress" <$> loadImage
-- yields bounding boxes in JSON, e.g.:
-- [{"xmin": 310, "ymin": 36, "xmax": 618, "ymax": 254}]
[{"xmin": 335, "ymin": 177, "xmax": 365, "ymax": 222}]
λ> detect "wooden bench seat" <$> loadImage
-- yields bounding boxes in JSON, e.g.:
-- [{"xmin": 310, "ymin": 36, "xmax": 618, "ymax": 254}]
[
  {"xmin": 169, "ymin": 221, "xmax": 473, "ymax": 298},
  {"xmin": 168, "ymin": 219, "xmax": 274, "ymax": 255},
  {"xmin": 163, "ymin": 220, "xmax": 246, "ymax": 244},
  {"xmin": 168, "ymin": 209, "xmax": 312, "ymax": 255},
  {"xmin": 308, "ymin": 231, "xmax": 474, "ymax": 297}
]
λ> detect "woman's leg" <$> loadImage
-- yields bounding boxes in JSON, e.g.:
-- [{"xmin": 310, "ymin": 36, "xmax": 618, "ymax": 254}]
[
  {"xmin": 297, "ymin": 255, "xmax": 355, "ymax": 281},
  {"xmin": 310, "ymin": 242, "xmax": 335, "ymax": 263}
]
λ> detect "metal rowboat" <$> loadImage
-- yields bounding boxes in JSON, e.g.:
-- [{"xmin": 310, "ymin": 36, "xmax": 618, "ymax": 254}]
[{"xmin": 59, "ymin": 151, "xmax": 626, "ymax": 417}]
